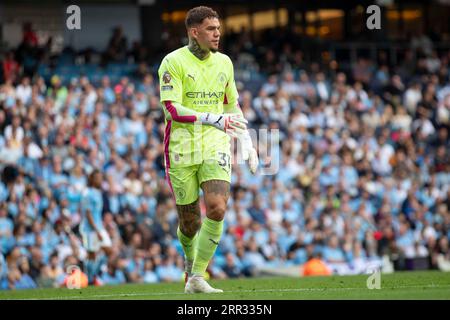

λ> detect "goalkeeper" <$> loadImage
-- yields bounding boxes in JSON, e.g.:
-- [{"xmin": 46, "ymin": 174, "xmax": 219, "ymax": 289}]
[{"xmin": 158, "ymin": 6, "xmax": 258, "ymax": 293}]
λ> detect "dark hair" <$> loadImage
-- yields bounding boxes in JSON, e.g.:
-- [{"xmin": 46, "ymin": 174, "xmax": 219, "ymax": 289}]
[
  {"xmin": 88, "ymin": 169, "xmax": 101, "ymax": 187},
  {"xmin": 185, "ymin": 6, "xmax": 219, "ymax": 29}
]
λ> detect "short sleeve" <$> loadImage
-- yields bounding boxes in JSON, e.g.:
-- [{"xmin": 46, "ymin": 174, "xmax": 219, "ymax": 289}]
[
  {"xmin": 158, "ymin": 56, "xmax": 183, "ymax": 104},
  {"xmin": 224, "ymin": 57, "xmax": 239, "ymax": 108}
]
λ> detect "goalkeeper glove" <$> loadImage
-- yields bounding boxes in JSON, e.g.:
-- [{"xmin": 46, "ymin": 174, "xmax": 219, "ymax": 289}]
[
  {"xmin": 235, "ymin": 129, "xmax": 259, "ymax": 174},
  {"xmin": 199, "ymin": 113, "xmax": 248, "ymax": 134}
]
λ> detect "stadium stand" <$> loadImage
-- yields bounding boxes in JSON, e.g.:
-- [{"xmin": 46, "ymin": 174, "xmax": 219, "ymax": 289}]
[{"xmin": 0, "ymin": 17, "xmax": 449, "ymax": 289}]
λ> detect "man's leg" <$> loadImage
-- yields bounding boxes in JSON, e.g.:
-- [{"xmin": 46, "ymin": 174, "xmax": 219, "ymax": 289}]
[
  {"xmin": 85, "ymin": 251, "xmax": 97, "ymax": 284},
  {"xmin": 191, "ymin": 180, "xmax": 229, "ymax": 275},
  {"xmin": 167, "ymin": 165, "xmax": 201, "ymax": 280},
  {"xmin": 83, "ymin": 232, "xmax": 99, "ymax": 285},
  {"xmin": 96, "ymin": 229, "xmax": 113, "ymax": 284},
  {"xmin": 176, "ymin": 199, "xmax": 201, "ymax": 279},
  {"xmin": 185, "ymin": 179, "xmax": 230, "ymax": 293}
]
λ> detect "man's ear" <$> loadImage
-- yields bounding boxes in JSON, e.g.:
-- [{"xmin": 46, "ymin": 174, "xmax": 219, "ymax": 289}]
[{"xmin": 189, "ymin": 27, "xmax": 198, "ymax": 39}]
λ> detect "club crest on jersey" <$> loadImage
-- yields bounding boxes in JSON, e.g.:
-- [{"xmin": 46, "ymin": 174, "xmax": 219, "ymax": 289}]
[
  {"xmin": 163, "ymin": 71, "xmax": 171, "ymax": 84},
  {"xmin": 217, "ymin": 72, "xmax": 226, "ymax": 85}
]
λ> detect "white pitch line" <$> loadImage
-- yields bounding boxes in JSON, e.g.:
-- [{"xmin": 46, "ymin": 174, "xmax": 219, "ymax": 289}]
[{"xmin": 11, "ymin": 284, "xmax": 450, "ymax": 300}]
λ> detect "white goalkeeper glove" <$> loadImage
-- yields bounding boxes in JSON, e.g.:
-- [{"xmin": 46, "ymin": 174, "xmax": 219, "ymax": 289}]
[
  {"xmin": 199, "ymin": 113, "xmax": 248, "ymax": 134},
  {"xmin": 235, "ymin": 129, "xmax": 259, "ymax": 175}
]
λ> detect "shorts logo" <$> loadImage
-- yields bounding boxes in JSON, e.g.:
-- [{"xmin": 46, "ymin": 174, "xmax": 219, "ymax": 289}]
[
  {"xmin": 163, "ymin": 71, "xmax": 171, "ymax": 84},
  {"xmin": 176, "ymin": 189, "xmax": 186, "ymax": 200}
]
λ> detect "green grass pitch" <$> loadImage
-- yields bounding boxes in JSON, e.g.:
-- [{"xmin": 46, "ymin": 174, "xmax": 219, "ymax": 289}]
[{"xmin": 1, "ymin": 271, "xmax": 449, "ymax": 300}]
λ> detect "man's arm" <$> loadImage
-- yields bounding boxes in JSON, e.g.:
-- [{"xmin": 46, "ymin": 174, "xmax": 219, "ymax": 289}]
[
  {"xmin": 81, "ymin": 193, "xmax": 103, "ymax": 240},
  {"xmin": 163, "ymin": 100, "xmax": 247, "ymax": 133},
  {"xmin": 162, "ymin": 100, "xmax": 200, "ymax": 123},
  {"xmin": 223, "ymin": 96, "xmax": 244, "ymax": 117},
  {"xmin": 86, "ymin": 210, "xmax": 98, "ymax": 231},
  {"xmin": 222, "ymin": 56, "xmax": 244, "ymax": 116},
  {"xmin": 223, "ymin": 57, "xmax": 259, "ymax": 174},
  {"xmin": 86, "ymin": 209, "xmax": 103, "ymax": 241},
  {"xmin": 158, "ymin": 56, "xmax": 189, "ymax": 119}
]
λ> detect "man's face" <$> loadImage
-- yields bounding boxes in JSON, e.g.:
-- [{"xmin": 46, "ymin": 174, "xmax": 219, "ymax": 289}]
[
  {"xmin": 93, "ymin": 172, "xmax": 103, "ymax": 188},
  {"xmin": 191, "ymin": 17, "xmax": 220, "ymax": 52}
]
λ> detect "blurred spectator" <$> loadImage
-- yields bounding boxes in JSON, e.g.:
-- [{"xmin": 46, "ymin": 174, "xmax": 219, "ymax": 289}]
[
  {"xmin": 21, "ymin": 23, "xmax": 38, "ymax": 48},
  {"xmin": 222, "ymin": 252, "xmax": 243, "ymax": 278},
  {"xmin": 142, "ymin": 258, "xmax": 158, "ymax": 283},
  {"xmin": 410, "ymin": 30, "xmax": 433, "ymax": 56},
  {"xmin": 155, "ymin": 254, "xmax": 183, "ymax": 283},
  {"xmin": 104, "ymin": 26, "xmax": 128, "ymax": 63},
  {"xmin": 100, "ymin": 258, "xmax": 126, "ymax": 285},
  {"xmin": 2, "ymin": 52, "xmax": 21, "ymax": 84}
]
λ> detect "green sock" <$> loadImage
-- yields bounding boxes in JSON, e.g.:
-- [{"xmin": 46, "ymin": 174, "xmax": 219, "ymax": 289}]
[
  {"xmin": 177, "ymin": 227, "xmax": 197, "ymax": 269},
  {"xmin": 192, "ymin": 217, "xmax": 224, "ymax": 276}
]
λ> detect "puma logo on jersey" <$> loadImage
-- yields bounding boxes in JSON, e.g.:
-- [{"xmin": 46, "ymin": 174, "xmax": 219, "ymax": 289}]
[
  {"xmin": 209, "ymin": 238, "xmax": 219, "ymax": 245},
  {"xmin": 188, "ymin": 74, "xmax": 195, "ymax": 81}
]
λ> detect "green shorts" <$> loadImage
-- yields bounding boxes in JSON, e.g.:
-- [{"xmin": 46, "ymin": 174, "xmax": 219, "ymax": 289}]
[{"xmin": 166, "ymin": 152, "xmax": 231, "ymax": 205}]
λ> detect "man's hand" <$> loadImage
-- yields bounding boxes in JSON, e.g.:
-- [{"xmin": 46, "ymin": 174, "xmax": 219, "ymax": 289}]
[
  {"xmin": 237, "ymin": 129, "xmax": 259, "ymax": 174},
  {"xmin": 199, "ymin": 113, "xmax": 248, "ymax": 134},
  {"xmin": 246, "ymin": 147, "xmax": 259, "ymax": 175}
]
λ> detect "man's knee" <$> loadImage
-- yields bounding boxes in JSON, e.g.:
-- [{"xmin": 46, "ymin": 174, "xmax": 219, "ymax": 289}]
[
  {"xmin": 179, "ymin": 218, "xmax": 201, "ymax": 238},
  {"xmin": 205, "ymin": 202, "xmax": 226, "ymax": 221},
  {"xmin": 201, "ymin": 180, "xmax": 230, "ymax": 221}
]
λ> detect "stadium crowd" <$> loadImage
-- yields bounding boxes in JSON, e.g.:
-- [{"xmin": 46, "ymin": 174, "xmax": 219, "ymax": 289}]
[{"xmin": 0, "ymin": 24, "xmax": 449, "ymax": 289}]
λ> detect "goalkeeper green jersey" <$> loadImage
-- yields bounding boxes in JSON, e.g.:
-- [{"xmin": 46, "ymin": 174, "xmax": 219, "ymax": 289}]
[{"xmin": 158, "ymin": 46, "xmax": 239, "ymax": 168}]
